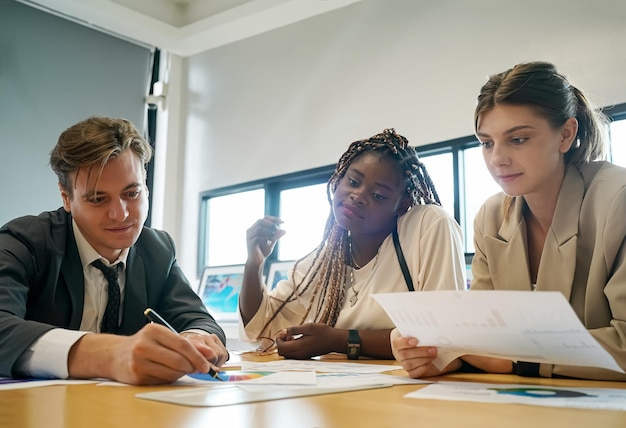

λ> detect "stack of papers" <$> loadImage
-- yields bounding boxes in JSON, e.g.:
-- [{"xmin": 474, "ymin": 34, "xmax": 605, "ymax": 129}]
[{"xmin": 137, "ymin": 361, "xmax": 427, "ymax": 407}]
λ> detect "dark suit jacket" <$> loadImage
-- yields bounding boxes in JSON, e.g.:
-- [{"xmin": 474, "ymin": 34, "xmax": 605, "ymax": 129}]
[{"xmin": 0, "ymin": 207, "xmax": 225, "ymax": 377}]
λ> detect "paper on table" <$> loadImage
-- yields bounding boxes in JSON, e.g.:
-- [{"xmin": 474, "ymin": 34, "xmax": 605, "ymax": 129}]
[
  {"xmin": 0, "ymin": 378, "xmax": 97, "ymax": 390},
  {"xmin": 239, "ymin": 360, "xmax": 400, "ymax": 373},
  {"xmin": 176, "ymin": 371, "xmax": 317, "ymax": 386},
  {"xmin": 314, "ymin": 372, "xmax": 430, "ymax": 387},
  {"xmin": 236, "ymin": 372, "xmax": 429, "ymax": 392},
  {"xmin": 406, "ymin": 381, "xmax": 626, "ymax": 411},
  {"xmin": 372, "ymin": 290, "xmax": 624, "ymax": 373},
  {"xmin": 136, "ymin": 383, "xmax": 393, "ymax": 407}
]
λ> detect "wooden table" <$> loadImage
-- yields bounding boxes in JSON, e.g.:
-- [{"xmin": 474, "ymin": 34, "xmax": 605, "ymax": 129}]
[{"xmin": 2, "ymin": 353, "xmax": 625, "ymax": 428}]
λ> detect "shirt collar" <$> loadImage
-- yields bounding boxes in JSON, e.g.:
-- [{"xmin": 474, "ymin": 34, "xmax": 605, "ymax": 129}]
[{"xmin": 72, "ymin": 219, "xmax": 129, "ymax": 269}]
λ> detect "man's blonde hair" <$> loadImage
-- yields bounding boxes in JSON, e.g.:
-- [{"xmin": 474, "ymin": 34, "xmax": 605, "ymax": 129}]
[{"xmin": 49, "ymin": 116, "xmax": 152, "ymax": 197}]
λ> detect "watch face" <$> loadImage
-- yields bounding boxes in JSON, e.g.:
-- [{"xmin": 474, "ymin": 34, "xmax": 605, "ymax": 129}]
[
  {"xmin": 347, "ymin": 329, "xmax": 361, "ymax": 359},
  {"xmin": 347, "ymin": 343, "xmax": 361, "ymax": 359}
]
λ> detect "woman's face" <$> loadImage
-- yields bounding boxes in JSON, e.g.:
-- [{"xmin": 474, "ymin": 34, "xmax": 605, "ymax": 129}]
[
  {"xmin": 332, "ymin": 152, "xmax": 410, "ymax": 239},
  {"xmin": 475, "ymin": 104, "xmax": 577, "ymax": 200}
]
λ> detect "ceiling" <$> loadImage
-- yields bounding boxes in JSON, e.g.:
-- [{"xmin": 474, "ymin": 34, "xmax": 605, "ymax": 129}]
[{"xmin": 18, "ymin": 0, "xmax": 364, "ymax": 56}]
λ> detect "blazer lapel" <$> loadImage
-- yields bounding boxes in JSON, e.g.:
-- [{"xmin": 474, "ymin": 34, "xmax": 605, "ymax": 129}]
[
  {"xmin": 61, "ymin": 225, "xmax": 85, "ymax": 329},
  {"xmin": 535, "ymin": 166, "xmax": 582, "ymax": 300},
  {"xmin": 485, "ymin": 198, "xmax": 532, "ymax": 290},
  {"xmin": 119, "ymin": 246, "xmax": 148, "ymax": 334}
]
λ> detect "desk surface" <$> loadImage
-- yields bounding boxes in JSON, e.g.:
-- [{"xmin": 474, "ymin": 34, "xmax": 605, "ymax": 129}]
[{"xmin": 2, "ymin": 353, "xmax": 625, "ymax": 428}]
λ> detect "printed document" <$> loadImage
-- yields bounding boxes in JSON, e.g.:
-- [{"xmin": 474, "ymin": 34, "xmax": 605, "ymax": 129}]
[
  {"xmin": 406, "ymin": 381, "xmax": 626, "ymax": 410},
  {"xmin": 372, "ymin": 290, "xmax": 623, "ymax": 372}
]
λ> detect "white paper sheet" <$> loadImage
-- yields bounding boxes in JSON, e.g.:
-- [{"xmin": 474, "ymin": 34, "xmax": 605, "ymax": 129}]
[
  {"xmin": 135, "ymin": 383, "xmax": 393, "ymax": 407},
  {"xmin": 372, "ymin": 290, "xmax": 624, "ymax": 373},
  {"xmin": 406, "ymin": 381, "xmax": 626, "ymax": 410},
  {"xmin": 235, "ymin": 372, "xmax": 429, "ymax": 392},
  {"xmin": 174, "ymin": 370, "xmax": 317, "ymax": 386},
  {"xmin": 239, "ymin": 360, "xmax": 400, "ymax": 373},
  {"xmin": 0, "ymin": 378, "xmax": 96, "ymax": 390}
]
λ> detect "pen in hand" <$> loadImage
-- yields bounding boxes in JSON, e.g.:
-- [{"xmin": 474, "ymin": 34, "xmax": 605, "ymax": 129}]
[{"xmin": 143, "ymin": 308, "xmax": 224, "ymax": 381}]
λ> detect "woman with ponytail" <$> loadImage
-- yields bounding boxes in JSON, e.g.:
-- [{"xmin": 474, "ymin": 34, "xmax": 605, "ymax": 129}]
[{"xmin": 393, "ymin": 61, "xmax": 626, "ymax": 381}]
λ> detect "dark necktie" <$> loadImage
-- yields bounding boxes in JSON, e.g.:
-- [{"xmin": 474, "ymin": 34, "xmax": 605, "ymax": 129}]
[{"xmin": 91, "ymin": 259, "xmax": 122, "ymax": 334}]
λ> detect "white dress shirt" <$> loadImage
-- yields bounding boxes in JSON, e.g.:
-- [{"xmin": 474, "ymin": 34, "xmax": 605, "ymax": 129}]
[{"xmin": 15, "ymin": 220, "xmax": 128, "ymax": 378}]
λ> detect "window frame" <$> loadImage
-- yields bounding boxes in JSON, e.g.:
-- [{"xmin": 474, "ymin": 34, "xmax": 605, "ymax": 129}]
[
  {"xmin": 197, "ymin": 166, "xmax": 333, "ymax": 276},
  {"xmin": 198, "ymin": 103, "xmax": 626, "ymax": 275}
]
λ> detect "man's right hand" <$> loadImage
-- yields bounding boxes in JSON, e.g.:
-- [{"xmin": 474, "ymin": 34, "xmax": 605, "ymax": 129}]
[{"xmin": 67, "ymin": 323, "xmax": 223, "ymax": 385}]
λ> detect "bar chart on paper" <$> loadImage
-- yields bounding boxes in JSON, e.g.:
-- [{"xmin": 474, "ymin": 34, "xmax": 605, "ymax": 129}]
[
  {"xmin": 372, "ymin": 290, "xmax": 624, "ymax": 372},
  {"xmin": 455, "ymin": 310, "xmax": 507, "ymax": 328}
]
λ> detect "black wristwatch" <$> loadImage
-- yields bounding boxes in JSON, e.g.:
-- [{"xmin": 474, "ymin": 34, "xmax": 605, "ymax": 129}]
[
  {"xmin": 347, "ymin": 329, "xmax": 361, "ymax": 360},
  {"xmin": 512, "ymin": 361, "xmax": 540, "ymax": 377}
]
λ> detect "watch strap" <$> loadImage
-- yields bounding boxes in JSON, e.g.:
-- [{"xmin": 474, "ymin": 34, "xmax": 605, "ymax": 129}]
[
  {"xmin": 513, "ymin": 361, "xmax": 540, "ymax": 377},
  {"xmin": 347, "ymin": 329, "xmax": 361, "ymax": 360}
]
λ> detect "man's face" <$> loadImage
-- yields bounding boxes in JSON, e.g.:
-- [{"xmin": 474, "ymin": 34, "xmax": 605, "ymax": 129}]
[{"xmin": 60, "ymin": 149, "xmax": 149, "ymax": 263}]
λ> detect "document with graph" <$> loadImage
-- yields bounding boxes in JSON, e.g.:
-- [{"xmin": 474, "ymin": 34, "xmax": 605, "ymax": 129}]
[{"xmin": 372, "ymin": 290, "xmax": 623, "ymax": 373}]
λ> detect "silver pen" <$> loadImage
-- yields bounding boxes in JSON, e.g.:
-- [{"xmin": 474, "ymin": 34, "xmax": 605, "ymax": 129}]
[{"xmin": 143, "ymin": 307, "xmax": 224, "ymax": 381}]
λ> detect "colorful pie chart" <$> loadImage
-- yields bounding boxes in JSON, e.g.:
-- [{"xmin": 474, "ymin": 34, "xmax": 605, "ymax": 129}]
[{"xmin": 188, "ymin": 370, "xmax": 274, "ymax": 382}]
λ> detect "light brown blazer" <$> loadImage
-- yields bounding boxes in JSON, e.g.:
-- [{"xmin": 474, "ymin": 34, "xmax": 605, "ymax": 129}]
[{"xmin": 472, "ymin": 161, "xmax": 626, "ymax": 381}]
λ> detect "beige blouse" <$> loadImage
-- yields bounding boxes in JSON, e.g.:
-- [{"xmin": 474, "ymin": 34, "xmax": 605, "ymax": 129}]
[{"xmin": 240, "ymin": 204, "xmax": 466, "ymax": 342}]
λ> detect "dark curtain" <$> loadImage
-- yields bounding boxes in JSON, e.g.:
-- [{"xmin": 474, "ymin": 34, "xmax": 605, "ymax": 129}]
[{"xmin": 145, "ymin": 48, "xmax": 160, "ymax": 227}]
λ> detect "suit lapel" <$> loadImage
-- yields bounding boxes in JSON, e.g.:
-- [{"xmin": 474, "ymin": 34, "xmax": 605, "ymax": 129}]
[
  {"xmin": 484, "ymin": 198, "xmax": 532, "ymax": 289},
  {"xmin": 61, "ymin": 224, "xmax": 85, "ymax": 329},
  {"xmin": 535, "ymin": 166, "xmax": 582, "ymax": 300},
  {"xmin": 119, "ymin": 246, "xmax": 148, "ymax": 334}
]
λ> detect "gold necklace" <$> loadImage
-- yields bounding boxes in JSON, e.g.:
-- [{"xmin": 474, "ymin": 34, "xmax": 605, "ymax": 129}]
[
  {"xmin": 348, "ymin": 267, "xmax": 358, "ymax": 306},
  {"xmin": 347, "ymin": 240, "xmax": 380, "ymax": 307},
  {"xmin": 349, "ymin": 238, "xmax": 362, "ymax": 269}
]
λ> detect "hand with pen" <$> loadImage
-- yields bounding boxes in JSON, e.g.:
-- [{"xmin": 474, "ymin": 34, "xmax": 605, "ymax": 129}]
[
  {"xmin": 145, "ymin": 308, "xmax": 226, "ymax": 381},
  {"xmin": 67, "ymin": 309, "xmax": 228, "ymax": 385}
]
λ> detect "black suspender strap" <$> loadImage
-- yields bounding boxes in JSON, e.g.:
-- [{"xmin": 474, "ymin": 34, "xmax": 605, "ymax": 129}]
[{"xmin": 392, "ymin": 225, "xmax": 414, "ymax": 291}]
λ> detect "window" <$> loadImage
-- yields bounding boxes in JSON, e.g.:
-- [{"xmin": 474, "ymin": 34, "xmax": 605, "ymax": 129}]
[
  {"xmin": 420, "ymin": 151, "xmax": 455, "ymax": 219},
  {"xmin": 609, "ymin": 118, "xmax": 626, "ymax": 167},
  {"xmin": 199, "ymin": 104, "xmax": 626, "ymax": 273},
  {"xmin": 277, "ymin": 183, "xmax": 329, "ymax": 260},
  {"xmin": 198, "ymin": 167, "xmax": 332, "ymax": 275},
  {"xmin": 462, "ymin": 146, "xmax": 501, "ymax": 253},
  {"xmin": 200, "ymin": 188, "xmax": 265, "ymax": 268}
]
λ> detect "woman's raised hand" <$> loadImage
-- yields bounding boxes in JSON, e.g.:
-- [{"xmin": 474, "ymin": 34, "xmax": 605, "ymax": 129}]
[{"xmin": 246, "ymin": 216, "xmax": 286, "ymax": 265}]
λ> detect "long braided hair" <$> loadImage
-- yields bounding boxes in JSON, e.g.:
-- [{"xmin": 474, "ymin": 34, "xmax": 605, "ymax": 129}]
[{"xmin": 260, "ymin": 129, "xmax": 440, "ymax": 332}]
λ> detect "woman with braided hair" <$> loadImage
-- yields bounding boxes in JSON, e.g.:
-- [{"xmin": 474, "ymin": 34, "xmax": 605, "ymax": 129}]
[{"xmin": 239, "ymin": 129, "xmax": 465, "ymax": 360}]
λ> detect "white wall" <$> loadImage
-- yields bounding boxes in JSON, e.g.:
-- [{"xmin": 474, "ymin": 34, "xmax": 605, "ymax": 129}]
[{"xmin": 160, "ymin": 0, "xmax": 626, "ymax": 279}]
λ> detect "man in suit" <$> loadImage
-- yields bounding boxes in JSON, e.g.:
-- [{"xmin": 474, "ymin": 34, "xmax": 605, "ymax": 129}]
[{"xmin": 0, "ymin": 116, "xmax": 228, "ymax": 385}]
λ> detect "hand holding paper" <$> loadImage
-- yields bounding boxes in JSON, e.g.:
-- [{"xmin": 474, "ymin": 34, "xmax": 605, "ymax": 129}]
[{"xmin": 373, "ymin": 290, "xmax": 623, "ymax": 373}]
